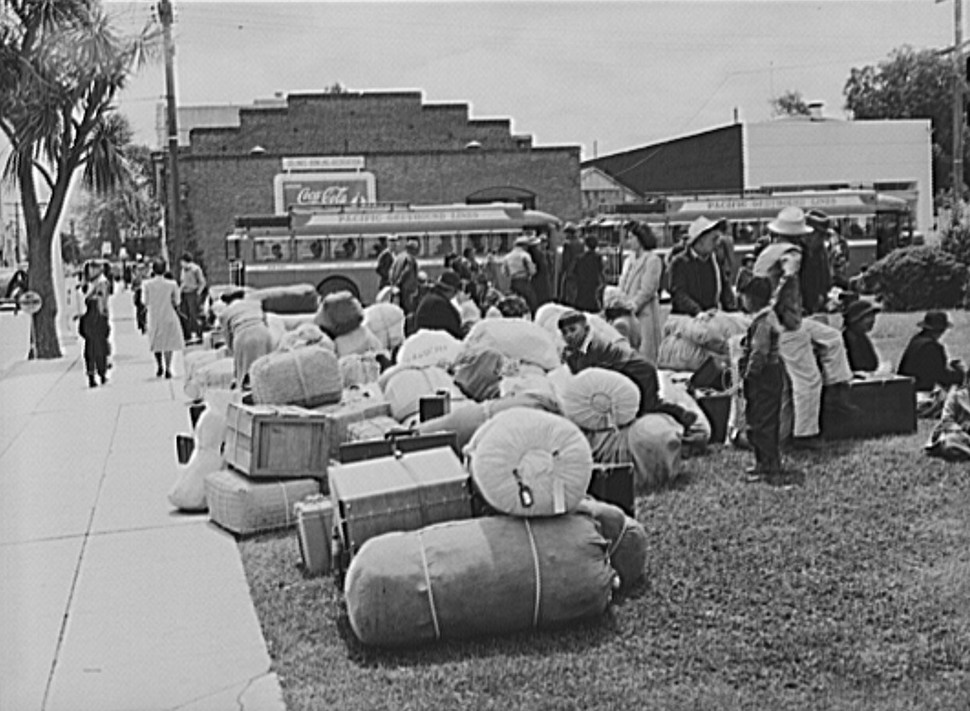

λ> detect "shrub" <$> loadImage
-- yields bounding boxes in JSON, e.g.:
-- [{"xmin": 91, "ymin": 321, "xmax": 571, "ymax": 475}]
[
  {"xmin": 939, "ymin": 212, "xmax": 970, "ymax": 267},
  {"xmin": 863, "ymin": 245, "xmax": 967, "ymax": 311}
]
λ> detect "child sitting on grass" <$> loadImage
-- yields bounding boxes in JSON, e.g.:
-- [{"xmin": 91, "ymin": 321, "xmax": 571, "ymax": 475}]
[{"xmin": 739, "ymin": 275, "xmax": 800, "ymax": 487}]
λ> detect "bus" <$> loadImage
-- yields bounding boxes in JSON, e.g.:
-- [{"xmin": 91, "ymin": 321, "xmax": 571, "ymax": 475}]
[
  {"xmin": 225, "ymin": 202, "xmax": 561, "ymax": 302},
  {"xmin": 585, "ymin": 188, "xmax": 918, "ymax": 282}
]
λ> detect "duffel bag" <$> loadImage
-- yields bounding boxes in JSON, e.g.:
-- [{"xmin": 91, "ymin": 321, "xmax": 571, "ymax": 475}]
[
  {"xmin": 345, "ymin": 513, "xmax": 614, "ymax": 647},
  {"xmin": 248, "ymin": 283, "xmax": 319, "ymax": 315},
  {"xmin": 379, "ymin": 365, "xmax": 463, "ymax": 423},
  {"xmin": 339, "ymin": 353, "xmax": 381, "ymax": 389},
  {"xmin": 575, "ymin": 497, "xmax": 647, "ymax": 592},
  {"xmin": 250, "ymin": 345, "xmax": 342, "ymax": 408},
  {"xmin": 168, "ymin": 389, "xmax": 238, "ymax": 511},
  {"xmin": 586, "ymin": 414, "xmax": 683, "ymax": 494},
  {"xmin": 363, "ymin": 302, "xmax": 406, "ymax": 352},
  {"xmin": 559, "ymin": 368, "xmax": 640, "ymax": 431},
  {"xmin": 466, "ymin": 407, "xmax": 592, "ymax": 517},
  {"xmin": 398, "ymin": 329, "xmax": 463, "ymax": 369}
]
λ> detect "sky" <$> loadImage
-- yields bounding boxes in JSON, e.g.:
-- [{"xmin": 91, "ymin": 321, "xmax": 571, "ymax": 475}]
[{"xmin": 103, "ymin": 1, "xmax": 960, "ymax": 159}]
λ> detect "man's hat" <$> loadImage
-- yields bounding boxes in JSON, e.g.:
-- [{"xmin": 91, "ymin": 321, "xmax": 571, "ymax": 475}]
[
  {"xmin": 844, "ymin": 299, "xmax": 880, "ymax": 325},
  {"xmin": 514, "ymin": 235, "xmax": 534, "ymax": 247},
  {"xmin": 563, "ymin": 222, "xmax": 579, "ymax": 234},
  {"xmin": 687, "ymin": 216, "xmax": 726, "ymax": 246},
  {"xmin": 436, "ymin": 270, "xmax": 461, "ymax": 291},
  {"xmin": 806, "ymin": 209, "xmax": 830, "ymax": 230},
  {"xmin": 557, "ymin": 309, "xmax": 587, "ymax": 330},
  {"xmin": 917, "ymin": 310, "xmax": 952, "ymax": 332},
  {"xmin": 767, "ymin": 206, "xmax": 813, "ymax": 237}
]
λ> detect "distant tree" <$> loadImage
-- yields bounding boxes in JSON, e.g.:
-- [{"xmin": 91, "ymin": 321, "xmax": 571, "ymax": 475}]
[
  {"xmin": 843, "ymin": 46, "xmax": 961, "ymax": 195},
  {"xmin": 0, "ymin": 1, "xmax": 158, "ymax": 358},
  {"xmin": 325, "ymin": 82, "xmax": 349, "ymax": 94},
  {"xmin": 771, "ymin": 90, "xmax": 811, "ymax": 117}
]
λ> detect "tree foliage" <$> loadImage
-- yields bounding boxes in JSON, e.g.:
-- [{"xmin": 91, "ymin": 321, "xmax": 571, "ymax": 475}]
[
  {"xmin": 843, "ymin": 46, "xmax": 961, "ymax": 194},
  {"xmin": 770, "ymin": 90, "xmax": 811, "ymax": 117},
  {"xmin": 0, "ymin": 0, "xmax": 159, "ymax": 358}
]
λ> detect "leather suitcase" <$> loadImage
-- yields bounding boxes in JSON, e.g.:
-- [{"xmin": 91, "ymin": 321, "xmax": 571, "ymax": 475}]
[
  {"xmin": 329, "ymin": 439, "xmax": 471, "ymax": 574},
  {"xmin": 587, "ymin": 463, "xmax": 635, "ymax": 517},
  {"xmin": 695, "ymin": 391, "xmax": 731, "ymax": 445},
  {"xmin": 338, "ymin": 430, "xmax": 459, "ymax": 463},
  {"xmin": 821, "ymin": 375, "xmax": 917, "ymax": 440},
  {"xmin": 294, "ymin": 494, "xmax": 335, "ymax": 577}
]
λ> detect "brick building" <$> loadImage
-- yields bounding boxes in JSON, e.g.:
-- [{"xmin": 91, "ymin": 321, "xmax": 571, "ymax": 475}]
[{"xmin": 167, "ymin": 91, "xmax": 581, "ymax": 283}]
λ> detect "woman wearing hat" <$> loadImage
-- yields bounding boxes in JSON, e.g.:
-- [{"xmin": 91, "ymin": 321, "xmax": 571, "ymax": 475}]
[
  {"xmin": 841, "ymin": 299, "xmax": 881, "ymax": 373},
  {"xmin": 898, "ymin": 311, "xmax": 965, "ymax": 417},
  {"xmin": 617, "ymin": 222, "xmax": 665, "ymax": 363}
]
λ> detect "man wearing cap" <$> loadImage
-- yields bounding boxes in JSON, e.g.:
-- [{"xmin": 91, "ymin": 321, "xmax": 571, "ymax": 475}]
[
  {"xmin": 668, "ymin": 216, "xmax": 736, "ymax": 316},
  {"xmin": 802, "ymin": 210, "xmax": 834, "ymax": 314},
  {"xmin": 503, "ymin": 235, "xmax": 538, "ymax": 314},
  {"xmin": 414, "ymin": 269, "xmax": 464, "ymax": 340},
  {"xmin": 558, "ymin": 310, "xmax": 697, "ymax": 429},
  {"xmin": 841, "ymin": 299, "xmax": 881, "ymax": 372},
  {"xmin": 898, "ymin": 311, "xmax": 965, "ymax": 417},
  {"xmin": 754, "ymin": 206, "xmax": 858, "ymax": 447}
]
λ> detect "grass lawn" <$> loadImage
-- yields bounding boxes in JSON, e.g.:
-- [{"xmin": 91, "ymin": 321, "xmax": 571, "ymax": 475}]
[{"xmin": 239, "ymin": 309, "xmax": 970, "ymax": 711}]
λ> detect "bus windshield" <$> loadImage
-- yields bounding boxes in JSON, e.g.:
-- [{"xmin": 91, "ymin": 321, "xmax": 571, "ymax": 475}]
[{"xmin": 226, "ymin": 202, "xmax": 560, "ymax": 302}]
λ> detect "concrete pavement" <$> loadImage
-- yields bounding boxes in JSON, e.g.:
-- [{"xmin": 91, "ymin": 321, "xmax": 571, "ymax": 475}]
[{"xmin": 0, "ymin": 290, "xmax": 285, "ymax": 711}]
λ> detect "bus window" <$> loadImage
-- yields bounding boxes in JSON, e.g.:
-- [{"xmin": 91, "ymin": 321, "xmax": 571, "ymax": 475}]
[
  {"xmin": 362, "ymin": 236, "xmax": 390, "ymax": 261},
  {"xmin": 295, "ymin": 238, "xmax": 328, "ymax": 261},
  {"xmin": 255, "ymin": 238, "xmax": 291, "ymax": 262},
  {"xmin": 334, "ymin": 236, "xmax": 360, "ymax": 261},
  {"xmin": 467, "ymin": 233, "xmax": 486, "ymax": 255},
  {"xmin": 431, "ymin": 233, "xmax": 455, "ymax": 258},
  {"xmin": 486, "ymin": 232, "xmax": 511, "ymax": 254}
]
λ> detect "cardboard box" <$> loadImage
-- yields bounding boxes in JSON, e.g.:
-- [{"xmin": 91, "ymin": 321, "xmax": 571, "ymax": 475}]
[
  {"xmin": 329, "ymin": 446, "xmax": 472, "ymax": 565},
  {"xmin": 294, "ymin": 494, "xmax": 334, "ymax": 576},
  {"xmin": 821, "ymin": 375, "xmax": 916, "ymax": 440}
]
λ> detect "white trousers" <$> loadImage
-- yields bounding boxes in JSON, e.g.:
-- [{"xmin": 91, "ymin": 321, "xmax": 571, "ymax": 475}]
[{"xmin": 778, "ymin": 318, "xmax": 852, "ymax": 437}]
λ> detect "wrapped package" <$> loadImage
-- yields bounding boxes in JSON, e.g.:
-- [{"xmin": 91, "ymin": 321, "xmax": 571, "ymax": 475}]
[
  {"xmin": 315, "ymin": 291, "xmax": 364, "ymax": 337},
  {"xmin": 339, "ymin": 352, "xmax": 381, "ymax": 389},
  {"xmin": 363, "ymin": 302, "xmax": 406, "ymax": 352},
  {"xmin": 658, "ymin": 370, "xmax": 711, "ymax": 450},
  {"xmin": 465, "ymin": 407, "xmax": 592, "ymax": 517},
  {"xmin": 333, "ymin": 325, "xmax": 385, "ymax": 359},
  {"xmin": 183, "ymin": 357, "xmax": 235, "ymax": 401},
  {"xmin": 575, "ymin": 497, "xmax": 647, "ymax": 592},
  {"xmin": 379, "ymin": 365, "xmax": 464, "ymax": 423},
  {"xmin": 169, "ymin": 389, "xmax": 238, "ymax": 511},
  {"xmin": 461, "ymin": 319, "xmax": 560, "ymax": 371},
  {"xmin": 345, "ymin": 513, "xmax": 614, "ymax": 647},
  {"xmin": 250, "ymin": 345, "xmax": 342, "ymax": 408},
  {"xmin": 248, "ymin": 283, "xmax": 319, "ymax": 314},
  {"xmin": 559, "ymin": 368, "xmax": 641, "ymax": 431},
  {"xmin": 586, "ymin": 414, "xmax": 683, "ymax": 493},
  {"xmin": 397, "ymin": 329, "xmax": 463, "ymax": 369},
  {"xmin": 278, "ymin": 322, "xmax": 333, "ymax": 352},
  {"xmin": 204, "ymin": 469, "xmax": 320, "ymax": 535}
]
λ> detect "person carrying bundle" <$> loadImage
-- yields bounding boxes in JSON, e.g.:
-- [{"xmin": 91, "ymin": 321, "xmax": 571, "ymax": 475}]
[{"xmin": 558, "ymin": 310, "xmax": 696, "ymax": 430}]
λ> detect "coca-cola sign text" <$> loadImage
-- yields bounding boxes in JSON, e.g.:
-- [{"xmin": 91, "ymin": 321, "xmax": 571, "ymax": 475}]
[{"xmin": 274, "ymin": 172, "xmax": 376, "ymax": 214}]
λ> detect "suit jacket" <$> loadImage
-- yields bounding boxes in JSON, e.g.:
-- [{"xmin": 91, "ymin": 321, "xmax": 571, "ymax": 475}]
[
  {"xmin": 668, "ymin": 249, "xmax": 735, "ymax": 316},
  {"xmin": 564, "ymin": 335, "xmax": 661, "ymax": 416},
  {"xmin": 414, "ymin": 288, "xmax": 463, "ymax": 340},
  {"xmin": 898, "ymin": 331, "xmax": 964, "ymax": 392}
]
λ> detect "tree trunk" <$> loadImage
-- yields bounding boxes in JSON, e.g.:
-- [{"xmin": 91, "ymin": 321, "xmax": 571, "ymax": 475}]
[{"xmin": 27, "ymin": 220, "xmax": 61, "ymax": 359}]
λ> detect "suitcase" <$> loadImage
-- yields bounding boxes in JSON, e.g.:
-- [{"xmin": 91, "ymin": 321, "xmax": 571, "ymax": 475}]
[
  {"xmin": 294, "ymin": 494, "xmax": 335, "ymax": 576},
  {"xmin": 419, "ymin": 391, "xmax": 451, "ymax": 422},
  {"xmin": 223, "ymin": 402, "xmax": 332, "ymax": 481},
  {"xmin": 175, "ymin": 433, "xmax": 195, "ymax": 465},
  {"xmin": 329, "ymin": 435, "xmax": 471, "ymax": 576},
  {"xmin": 587, "ymin": 463, "xmax": 635, "ymax": 517},
  {"xmin": 694, "ymin": 391, "xmax": 731, "ymax": 445},
  {"xmin": 338, "ymin": 430, "xmax": 459, "ymax": 463},
  {"xmin": 821, "ymin": 375, "xmax": 917, "ymax": 440}
]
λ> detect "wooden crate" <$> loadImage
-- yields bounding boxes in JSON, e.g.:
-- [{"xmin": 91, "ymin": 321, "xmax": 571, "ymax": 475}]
[
  {"xmin": 821, "ymin": 375, "xmax": 916, "ymax": 440},
  {"xmin": 310, "ymin": 397, "xmax": 392, "ymax": 455},
  {"xmin": 224, "ymin": 402, "xmax": 332, "ymax": 480}
]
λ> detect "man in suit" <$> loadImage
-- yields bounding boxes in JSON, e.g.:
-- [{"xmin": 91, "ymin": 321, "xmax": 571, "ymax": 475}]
[
  {"xmin": 558, "ymin": 310, "xmax": 696, "ymax": 428},
  {"xmin": 413, "ymin": 270, "xmax": 464, "ymax": 340}
]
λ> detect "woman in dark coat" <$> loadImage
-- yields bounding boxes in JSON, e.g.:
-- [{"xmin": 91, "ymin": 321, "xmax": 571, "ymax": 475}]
[{"xmin": 572, "ymin": 236, "xmax": 604, "ymax": 313}]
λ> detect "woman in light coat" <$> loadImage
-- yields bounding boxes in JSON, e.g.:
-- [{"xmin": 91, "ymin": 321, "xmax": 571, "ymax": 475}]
[
  {"xmin": 141, "ymin": 258, "xmax": 185, "ymax": 378},
  {"xmin": 617, "ymin": 222, "xmax": 664, "ymax": 364}
]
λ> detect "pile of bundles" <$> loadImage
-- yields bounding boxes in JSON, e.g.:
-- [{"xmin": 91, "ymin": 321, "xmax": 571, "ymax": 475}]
[{"xmin": 168, "ymin": 300, "xmax": 730, "ymax": 647}]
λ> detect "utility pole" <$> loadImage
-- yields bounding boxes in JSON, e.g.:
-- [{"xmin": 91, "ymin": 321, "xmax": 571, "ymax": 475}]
[
  {"xmin": 954, "ymin": 0, "xmax": 965, "ymax": 206},
  {"xmin": 158, "ymin": 0, "xmax": 182, "ymax": 263}
]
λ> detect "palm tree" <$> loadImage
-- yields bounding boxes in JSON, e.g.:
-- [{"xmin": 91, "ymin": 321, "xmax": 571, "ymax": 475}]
[{"xmin": 0, "ymin": 0, "xmax": 159, "ymax": 358}]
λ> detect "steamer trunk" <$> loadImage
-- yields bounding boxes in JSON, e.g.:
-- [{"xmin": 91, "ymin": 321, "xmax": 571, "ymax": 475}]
[{"xmin": 821, "ymin": 375, "xmax": 917, "ymax": 440}]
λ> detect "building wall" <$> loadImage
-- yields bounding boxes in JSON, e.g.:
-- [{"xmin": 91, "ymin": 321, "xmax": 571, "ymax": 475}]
[
  {"xmin": 744, "ymin": 119, "xmax": 934, "ymax": 233},
  {"xmin": 181, "ymin": 149, "xmax": 580, "ymax": 283}
]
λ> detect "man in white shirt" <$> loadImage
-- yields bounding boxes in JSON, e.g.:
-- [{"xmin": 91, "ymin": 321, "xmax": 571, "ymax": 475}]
[{"xmin": 503, "ymin": 236, "xmax": 538, "ymax": 315}]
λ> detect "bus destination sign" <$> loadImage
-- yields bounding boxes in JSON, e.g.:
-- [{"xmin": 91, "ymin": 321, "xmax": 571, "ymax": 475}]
[{"xmin": 674, "ymin": 193, "xmax": 869, "ymax": 215}]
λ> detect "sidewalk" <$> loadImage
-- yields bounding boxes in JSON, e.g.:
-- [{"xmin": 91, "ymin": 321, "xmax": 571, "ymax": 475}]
[{"xmin": 0, "ymin": 291, "xmax": 285, "ymax": 711}]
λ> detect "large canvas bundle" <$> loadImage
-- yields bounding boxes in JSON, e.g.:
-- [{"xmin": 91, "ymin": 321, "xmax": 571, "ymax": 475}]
[
  {"xmin": 184, "ymin": 357, "xmax": 234, "ymax": 401},
  {"xmin": 380, "ymin": 365, "xmax": 463, "ymax": 423},
  {"xmin": 333, "ymin": 326, "xmax": 385, "ymax": 359},
  {"xmin": 168, "ymin": 389, "xmax": 238, "ymax": 511},
  {"xmin": 575, "ymin": 498, "xmax": 647, "ymax": 592},
  {"xmin": 363, "ymin": 302, "xmax": 406, "ymax": 352},
  {"xmin": 587, "ymin": 414, "xmax": 683, "ymax": 493},
  {"xmin": 248, "ymin": 283, "xmax": 319, "ymax": 314},
  {"xmin": 397, "ymin": 329, "xmax": 463, "ymax": 369},
  {"xmin": 462, "ymin": 319, "xmax": 560, "ymax": 371},
  {"xmin": 250, "ymin": 345, "xmax": 342, "ymax": 408},
  {"xmin": 559, "ymin": 368, "xmax": 640, "ymax": 431},
  {"xmin": 315, "ymin": 291, "xmax": 364, "ymax": 337},
  {"xmin": 658, "ymin": 313, "xmax": 748, "ymax": 371},
  {"xmin": 339, "ymin": 353, "xmax": 381, "ymax": 389},
  {"xmin": 657, "ymin": 333, "xmax": 709, "ymax": 372},
  {"xmin": 345, "ymin": 514, "xmax": 614, "ymax": 647},
  {"xmin": 183, "ymin": 348, "xmax": 229, "ymax": 384},
  {"xmin": 278, "ymin": 323, "xmax": 333, "ymax": 352},
  {"xmin": 466, "ymin": 408, "xmax": 592, "ymax": 517},
  {"xmin": 415, "ymin": 391, "xmax": 562, "ymax": 450},
  {"xmin": 658, "ymin": 370, "xmax": 711, "ymax": 450},
  {"xmin": 204, "ymin": 469, "xmax": 320, "ymax": 535}
]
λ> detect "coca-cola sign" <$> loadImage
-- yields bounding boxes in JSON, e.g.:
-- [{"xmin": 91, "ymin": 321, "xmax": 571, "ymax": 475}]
[{"xmin": 274, "ymin": 172, "xmax": 376, "ymax": 213}]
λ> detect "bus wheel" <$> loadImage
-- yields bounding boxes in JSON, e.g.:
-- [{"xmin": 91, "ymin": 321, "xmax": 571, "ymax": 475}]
[{"xmin": 317, "ymin": 276, "xmax": 360, "ymax": 301}]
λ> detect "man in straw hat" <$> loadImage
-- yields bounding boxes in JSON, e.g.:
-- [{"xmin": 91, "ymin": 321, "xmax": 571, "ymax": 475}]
[
  {"xmin": 898, "ymin": 310, "xmax": 965, "ymax": 418},
  {"xmin": 668, "ymin": 216, "xmax": 736, "ymax": 316},
  {"xmin": 753, "ymin": 206, "xmax": 858, "ymax": 449}
]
